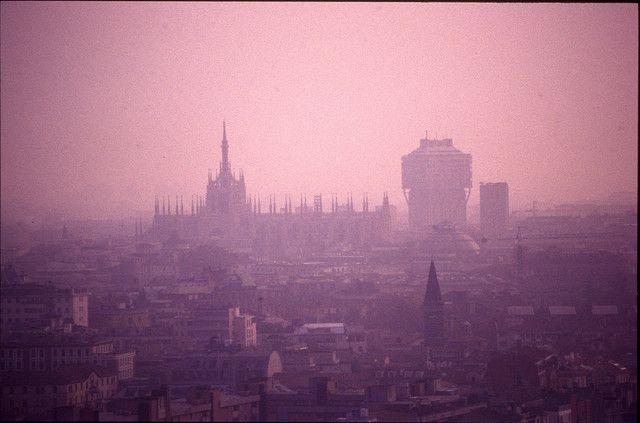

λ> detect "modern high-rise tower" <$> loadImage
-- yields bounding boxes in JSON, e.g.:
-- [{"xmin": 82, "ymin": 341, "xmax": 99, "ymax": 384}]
[
  {"xmin": 402, "ymin": 134, "xmax": 472, "ymax": 236},
  {"xmin": 480, "ymin": 182, "xmax": 509, "ymax": 239}
]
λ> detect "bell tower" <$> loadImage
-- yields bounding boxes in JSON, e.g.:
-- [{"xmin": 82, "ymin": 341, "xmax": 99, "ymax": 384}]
[{"xmin": 424, "ymin": 260, "xmax": 444, "ymax": 346}]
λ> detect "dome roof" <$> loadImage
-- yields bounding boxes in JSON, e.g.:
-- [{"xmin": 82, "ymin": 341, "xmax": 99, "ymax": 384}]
[{"xmin": 419, "ymin": 225, "xmax": 480, "ymax": 256}]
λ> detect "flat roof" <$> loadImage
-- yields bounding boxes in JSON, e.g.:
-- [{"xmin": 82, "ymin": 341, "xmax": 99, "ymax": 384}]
[
  {"xmin": 507, "ymin": 306, "xmax": 534, "ymax": 316},
  {"xmin": 591, "ymin": 305, "xmax": 618, "ymax": 315},
  {"xmin": 549, "ymin": 306, "xmax": 577, "ymax": 316}
]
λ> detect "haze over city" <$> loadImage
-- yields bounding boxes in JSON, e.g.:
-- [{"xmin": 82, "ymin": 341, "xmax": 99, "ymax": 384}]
[
  {"xmin": 1, "ymin": 3, "xmax": 638, "ymax": 423},
  {"xmin": 1, "ymin": 2, "xmax": 637, "ymax": 222}
]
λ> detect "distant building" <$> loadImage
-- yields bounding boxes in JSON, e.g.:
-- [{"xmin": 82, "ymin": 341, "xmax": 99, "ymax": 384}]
[
  {"xmin": 158, "ymin": 350, "xmax": 283, "ymax": 390},
  {"xmin": 0, "ymin": 283, "xmax": 89, "ymax": 334},
  {"xmin": 480, "ymin": 182, "xmax": 509, "ymax": 239},
  {"xmin": 0, "ymin": 365, "xmax": 119, "ymax": 421},
  {"xmin": 0, "ymin": 332, "xmax": 135, "ymax": 380},
  {"xmin": 230, "ymin": 307, "xmax": 257, "ymax": 348},
  {"xmin": 148, "ymin": 122, "xmax": 394, "ymax": 258},
  {"xmin": 402, "ymin": 134, "xmax": 472, "ymax": 236}
]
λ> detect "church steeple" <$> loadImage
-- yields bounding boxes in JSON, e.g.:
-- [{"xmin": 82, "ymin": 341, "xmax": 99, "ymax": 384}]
[
  {"xmin": 423, "ymin": 259, "xmax": 444, "ymax": 345},
  {"xmin": 424, "ymin": 260, "xmax": 442, "ymax": 305}
]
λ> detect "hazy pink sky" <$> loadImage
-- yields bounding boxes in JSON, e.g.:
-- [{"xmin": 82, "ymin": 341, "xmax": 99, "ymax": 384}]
[{"xmin": 1, "ymin": 2, "xmax": 637, "ymax": 221}]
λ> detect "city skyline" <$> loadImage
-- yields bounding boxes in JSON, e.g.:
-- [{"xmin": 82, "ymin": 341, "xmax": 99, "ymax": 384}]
[
  {"xmin": 1, "ymin": 2, "xmax": 637, "ymax": 222},
  {"xmin": 0, "ymin": 4, "xmax": 636, "ymax": 421}
]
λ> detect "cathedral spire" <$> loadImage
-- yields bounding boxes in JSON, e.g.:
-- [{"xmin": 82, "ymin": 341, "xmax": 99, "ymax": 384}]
[{"xmin": 221, "ymin": 120, "xmax": 229, "ymax": 174}]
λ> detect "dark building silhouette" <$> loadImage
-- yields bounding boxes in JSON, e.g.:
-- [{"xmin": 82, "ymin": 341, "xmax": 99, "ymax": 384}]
[
  {"xmin": 402, "ymin": 134, "xmax": 472, "ymax": 236},
  {"xmin": 423, "ymin": 260, "xmax": 444, "ymax": 346},
  {"xmin": 480, "ymin": 182, "xmax": 509, "ymax": 239}
]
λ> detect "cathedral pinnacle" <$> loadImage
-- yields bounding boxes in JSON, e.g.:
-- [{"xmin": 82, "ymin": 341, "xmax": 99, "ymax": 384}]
[{"xmin": 221, "ymin": 120, "xmax": 229, "ymax": 174}]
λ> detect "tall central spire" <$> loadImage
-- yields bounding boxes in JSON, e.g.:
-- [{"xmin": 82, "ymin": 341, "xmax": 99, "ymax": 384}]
[{"xmin": 221, "ymin": 120, "xmax": 229, "ymax": 174}]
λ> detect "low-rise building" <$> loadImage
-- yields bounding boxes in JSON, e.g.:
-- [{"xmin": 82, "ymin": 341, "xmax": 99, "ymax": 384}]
[
  {"xmin": 0, "ymin": 283, "xmax": 89, "ymax": 334},
  {"xmin": 0, "ymin": 365, "xmax": 119, "ymax": 421},
  {"xmin": 0, "ymin": 332, "xmax": 135, "ymax": 380}
]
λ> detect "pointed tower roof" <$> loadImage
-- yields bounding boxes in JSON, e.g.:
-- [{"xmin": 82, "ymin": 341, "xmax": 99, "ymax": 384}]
[
  {"xmin": 424, "ymin": 260, "xmax": 442, "ymax": 305},
  {"xmin": 221, "ymin": 120, "xmax": 229, "ymax": 174}
]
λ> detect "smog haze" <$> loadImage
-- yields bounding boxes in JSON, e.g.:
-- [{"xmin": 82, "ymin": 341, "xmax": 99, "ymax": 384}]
[{"xmin": 1, "ymin": 2, "xmax": 637, "ymax": 221}]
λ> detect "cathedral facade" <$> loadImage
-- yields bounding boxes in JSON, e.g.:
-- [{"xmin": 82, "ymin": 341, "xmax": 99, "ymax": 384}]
[{"xmin": 149, "ymin": 123, "xmax": 393, "ymax": 258}]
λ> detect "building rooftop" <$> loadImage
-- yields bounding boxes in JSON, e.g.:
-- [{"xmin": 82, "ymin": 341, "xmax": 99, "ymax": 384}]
[
  {"xmin": 591, "ymin": 305, "xmax": 618, "ymax": 315},
  {"xmin": 409, "ymin": 138, "xmax": 467, "ymax": 156},
  {"xmin": 2, "ymin": 365, "xmax": 117, "ymax": 386},
  {"xmin": 548, "ymin": 306, "xmax": 577, "ymax": 316},
  {"xmin": 507, "ymin": 306, "xmax": 535, "ymax": 316},
  {"xmin": 296, "ymin": 323, "xmax": 346, "ymax": 335}
]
